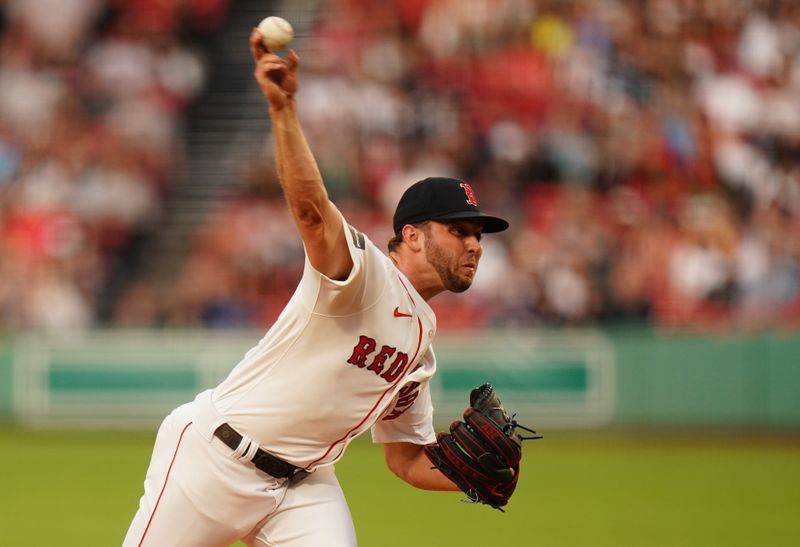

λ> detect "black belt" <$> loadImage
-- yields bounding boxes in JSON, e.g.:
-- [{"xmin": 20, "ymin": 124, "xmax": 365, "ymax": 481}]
[{"xmin": 213, "ymin": 423, "xmax": 303, "ymax": 479}]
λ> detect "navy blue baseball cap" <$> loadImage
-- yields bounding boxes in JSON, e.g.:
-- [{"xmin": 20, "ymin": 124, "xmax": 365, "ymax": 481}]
[{"xmin": 392, "ymin": 177, "xmax": 509, "ymax": 235}]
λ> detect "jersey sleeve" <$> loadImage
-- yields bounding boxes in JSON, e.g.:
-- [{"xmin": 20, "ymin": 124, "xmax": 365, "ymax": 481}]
[
  {"xmin": 370, "ymin": 380, "xmax": 436, "ymax": 445},
  {"xmin": 297, "ymin": 210, "xmax": 387, "ymax": 315}
]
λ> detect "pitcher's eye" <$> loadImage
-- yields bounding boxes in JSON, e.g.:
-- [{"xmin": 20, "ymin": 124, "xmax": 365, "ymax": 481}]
[{"xmin": 447, "ymin": 222, "xmax": 482, "ymax": 241}]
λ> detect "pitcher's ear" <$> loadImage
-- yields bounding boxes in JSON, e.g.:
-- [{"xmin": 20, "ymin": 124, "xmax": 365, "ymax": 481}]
[{"xmin": 402, "ymin": 224, "xmax": 424, "ymax": 252}]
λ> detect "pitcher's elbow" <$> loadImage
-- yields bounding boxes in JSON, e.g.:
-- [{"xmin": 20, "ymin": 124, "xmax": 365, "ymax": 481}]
[{"xmin": 290, "ymin": 199, "xmax": 324, "ymax": 227}]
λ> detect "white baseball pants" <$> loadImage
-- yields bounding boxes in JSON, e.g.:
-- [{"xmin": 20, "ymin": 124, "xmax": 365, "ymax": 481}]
[{"xmin": 122, "ymin": 391, "xmax": 357, "ymax": 547}]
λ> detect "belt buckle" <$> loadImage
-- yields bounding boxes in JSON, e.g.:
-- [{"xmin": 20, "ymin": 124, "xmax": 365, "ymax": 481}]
[{"xmin": 289, "ymin": 469, "xmax": 310, "ymax": 484}]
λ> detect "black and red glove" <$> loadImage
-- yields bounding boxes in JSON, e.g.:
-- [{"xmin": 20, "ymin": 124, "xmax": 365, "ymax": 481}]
[{"xmin": 424, "ymin": 384, "xmax": 541, "ymax": 511}]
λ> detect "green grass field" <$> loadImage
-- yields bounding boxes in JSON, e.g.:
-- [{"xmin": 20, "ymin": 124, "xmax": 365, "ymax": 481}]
[{"xmin": 1, "ymin": 427, "xmax": 798, "ymax": 546}]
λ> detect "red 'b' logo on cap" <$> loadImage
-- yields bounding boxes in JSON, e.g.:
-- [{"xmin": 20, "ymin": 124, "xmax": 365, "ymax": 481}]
[{"xmin": 460, "ymin": 182, "xmax": 478, "ymax": 207}]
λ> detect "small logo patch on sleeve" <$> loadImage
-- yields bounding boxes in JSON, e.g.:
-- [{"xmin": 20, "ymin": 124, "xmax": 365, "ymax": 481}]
[{"xmin": 348, "ymin": 225, "xmax": 366, "ymax": 250}]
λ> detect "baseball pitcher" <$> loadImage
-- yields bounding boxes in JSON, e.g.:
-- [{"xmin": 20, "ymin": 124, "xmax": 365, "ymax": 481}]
[{"xmin": 123, "ymin": 28, "xmax": 539, "ymax": 547}]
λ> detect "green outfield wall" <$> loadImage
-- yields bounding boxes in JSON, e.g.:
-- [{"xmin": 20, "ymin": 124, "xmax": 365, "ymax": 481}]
[
  {"xmin": 0, "ymin": 339, "xmax": 12, "ymax": 418},
  {"xmin": 607, "ymin": 327, "xmax": 800, "ymax": 426},
  {"xmin": 0, "ymin": 328, "xmax": 798, "ymax": 428}
]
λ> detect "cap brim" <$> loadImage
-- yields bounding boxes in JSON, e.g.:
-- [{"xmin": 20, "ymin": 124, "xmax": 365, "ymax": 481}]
[{"xmin": 430, "ymin": 211, "xmax": 509, "ymax": 233}]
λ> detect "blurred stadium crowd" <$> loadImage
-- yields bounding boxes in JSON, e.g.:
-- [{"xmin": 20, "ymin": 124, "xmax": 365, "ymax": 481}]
[
  {"xmin": 1, "ymin": 0, "xmax": 800, "ymax": 332},
  {"xmin": 0, "ymin": 0, "xmax": 227, "ymax": 328}
]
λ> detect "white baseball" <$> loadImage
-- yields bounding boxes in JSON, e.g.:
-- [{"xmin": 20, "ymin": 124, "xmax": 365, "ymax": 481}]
[{"xmin": 257, "ymin": 16, "xmax": 294, "ymax": 51}]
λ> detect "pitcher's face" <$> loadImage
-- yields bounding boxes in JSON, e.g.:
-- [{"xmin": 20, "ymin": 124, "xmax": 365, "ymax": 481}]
[{"xmin": 423, "ymin": 220, "xmax": 484, "ymax": 293}]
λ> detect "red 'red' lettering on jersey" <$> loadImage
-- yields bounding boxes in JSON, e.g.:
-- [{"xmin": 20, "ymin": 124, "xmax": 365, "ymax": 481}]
[
  {"xmin": 348, "ymin": 336, "xmax": 410, "ymax": 383},
  {"xmin": 460, "ymin": 182, "xmax": 478, "ymax": 206},
  {"xmin": 382, "ymin": 381, "xmax": 421, "ymax": 421}
]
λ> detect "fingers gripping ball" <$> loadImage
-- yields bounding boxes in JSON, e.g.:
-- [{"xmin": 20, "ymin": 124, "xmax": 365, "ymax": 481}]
[
  {"xmin": 424, "ymin": 384, "xmax": 542, "ymax": 511},
  {"xmin": 258, "ymin": 16, "xmax": 294, "ymax": 51}
]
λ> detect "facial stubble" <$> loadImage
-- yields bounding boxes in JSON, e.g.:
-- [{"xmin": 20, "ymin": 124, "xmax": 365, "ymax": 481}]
[{"xmin": 424, "ymin": 236, "xmax": 474, "ymax": 293}]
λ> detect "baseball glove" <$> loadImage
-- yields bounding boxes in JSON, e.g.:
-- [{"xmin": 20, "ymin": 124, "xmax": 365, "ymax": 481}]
[{"xmin": 424, "ymin": 383, "xmax": 541, "ymax": 511}]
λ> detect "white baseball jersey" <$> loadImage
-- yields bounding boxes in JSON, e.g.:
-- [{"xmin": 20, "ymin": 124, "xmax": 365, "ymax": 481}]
[{"xmin": 211, "ymin": 211, "xmax": 438, "ymax": 469}]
